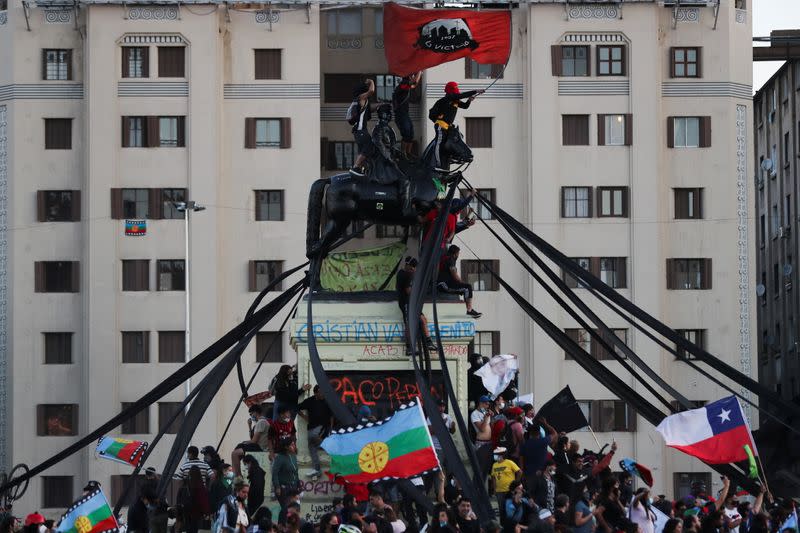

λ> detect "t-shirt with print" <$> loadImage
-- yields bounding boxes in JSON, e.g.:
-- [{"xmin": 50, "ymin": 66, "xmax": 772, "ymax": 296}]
[{"xmin": 490, "ymin": 459, "xmax": 520, "ymax": 493}]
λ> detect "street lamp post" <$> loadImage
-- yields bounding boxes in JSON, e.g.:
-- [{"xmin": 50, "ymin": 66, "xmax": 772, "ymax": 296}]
[{"xmin": 174, "ymin": 201, "xmax": 206, "ymax": 407}]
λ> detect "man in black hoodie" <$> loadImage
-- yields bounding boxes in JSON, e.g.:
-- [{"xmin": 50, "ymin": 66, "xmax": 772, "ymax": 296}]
[{"xmin": 428, "ymin": 81, "xmax": 484, "ymax": 171}]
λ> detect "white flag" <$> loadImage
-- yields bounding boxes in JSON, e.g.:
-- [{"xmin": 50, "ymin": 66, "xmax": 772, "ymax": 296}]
[{"xmin": 475, "ymin": 354, "xmax": 519, "ymax": 397}]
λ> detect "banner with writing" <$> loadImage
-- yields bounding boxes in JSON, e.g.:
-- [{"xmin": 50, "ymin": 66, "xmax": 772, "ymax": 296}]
[
  {"xmin": 320, "ymin": 241, "xmax": 406, "ymax": 292},
  {"xmin": 328, "ymin": 370, "xmax": 445, "ymax": 420}
]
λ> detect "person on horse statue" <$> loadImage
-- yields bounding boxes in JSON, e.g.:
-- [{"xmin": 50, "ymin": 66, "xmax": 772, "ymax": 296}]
[
  {"xmin": 428, "ymin": 81, "xmax": 485, "ymax": 171},
  {"xmin": 392, "ymin": 71, "xmax": 422, "ymax": 159},
  {"xmin": 349, "ymin": 79, "xmax": 377, "ymax": 177}
]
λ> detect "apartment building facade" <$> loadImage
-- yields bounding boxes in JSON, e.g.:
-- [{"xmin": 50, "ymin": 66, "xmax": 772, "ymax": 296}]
[{"xmin": 0, "ymin": 0, "xmax": 754, "ymax": 511}]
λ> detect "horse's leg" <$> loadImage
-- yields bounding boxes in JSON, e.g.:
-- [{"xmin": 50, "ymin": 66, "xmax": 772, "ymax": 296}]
[{"xmin": 313, "ymin": 218, "xmax": 349, "ymax": 261}]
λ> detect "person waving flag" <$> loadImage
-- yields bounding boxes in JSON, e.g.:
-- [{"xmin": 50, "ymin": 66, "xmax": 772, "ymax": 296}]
[{"xmin": 656, "ymin": 396, "xmax": 757, "ymax": 464}]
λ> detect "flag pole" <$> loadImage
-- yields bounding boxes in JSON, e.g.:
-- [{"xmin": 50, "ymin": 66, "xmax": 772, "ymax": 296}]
[
  {"xmin": 587, "ymin": 425, "xmax": 601, "ymax": 448},
  {"xmin": 755, "ymin": 454, "xmax": 772, "ymax": 496}
]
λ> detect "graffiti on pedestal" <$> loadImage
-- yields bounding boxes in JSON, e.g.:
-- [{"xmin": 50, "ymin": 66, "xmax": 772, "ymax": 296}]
[
  {"xmin": 295, "ymin": 319, "xmax": 475, "ymax": 343},
  {"xmin": 328, "ymin": 371, "xmax": 445, "ymax": 419}
]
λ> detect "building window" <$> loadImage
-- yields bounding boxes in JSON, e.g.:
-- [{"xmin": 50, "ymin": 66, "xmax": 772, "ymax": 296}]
[
  {"xmin": 256, "ymin": 332, "xmax": 284, "ymax": 363},
  {"xmin": 329, "ymin": 141, "xmax": 357, "ymax": 170},
  {"xmin": 668, "ymin": 117, "xmax": 711, "ymax": 148},
  {"xmin": 465, "ymin": 188, "xmax": 496, "ymax": 220},
  {"xmin": 121, "ymin": 402, "xmax": 149, "ymax": 434},
  {"xmin": 37, "ymin": 404, "xmax": 78, "ymax": 436},
  {"xmin": 255, "ymin": 190, "xmax": 284, "ymax": 221},
  {"xmin": 157, "ymin": 260, "xmax": 185, "ymax": 291},
  {"xmin": 561, "ymin": 186, "xmax": 592, "ymax": 218},
  {"xmin": 42, "ymin": 477, "xmax": 74, "ymax": 508},
  {"xmin": 161, "ymin": 188, "xmax": 187, "ymax": 220},
  {"xmin": 666, "ymin": 258, "xmax": 712, "ymax": 290},
  {"xmin": 122, "ymin": 47, "xmax": 148, "ymax": 78},
  {"xmin": 465, "ymin": 118, "xmax": 492, "ymax": 148},
  {"xmin": 327, "ymin": 9, "xmax": 362, "ymax": 36},
  {"xmin": 254, "ymin": 49, "xmax": 281, "ymax": 80},
  {"xmin": 158, "ymin": 402, "xmax": 185, "ymax": 435},
  {"xmin": 121, "ymin": 188, "xmax": 149, "ymax": 219},
  {"xmin": 44, "ymin": 118, "xmax": 72, "ymax": 150},
  {"xmin": 597, "ymin": 45, "xmax": 625, "ymax": 76},
  {"xmin": 122, "ymin": 260, "xmax": 150, "ymax": 291},
  {"xmin": 771, "ymin": 145, "xmax": 778, "ymax": 176},
  {"xmin": 37, "ymin": 190, "xmax": 80, "ymax": 222},
  {"xmin": 562, "ymin": 115, "xmax": 590, "ymax": 146},
  {"xmin": 123, "ymin": 117, "xmax": 146, "ymax": 148},
  {"xmin": 670, "ymin": 47, "xmax": 701, "ymax": 78},
  {"xmin": 674, "ymin": 188, "xmax": 703, "ymax": 219},
  {"xmin": 597, "ymin": 187, "xmax": 628, "ymax": 217},
  {"xmin": 158, "ymin": 331, "xmax": 185, "ymax": 363},
  {"xmin": 157, "ymin": 47, "xmax": 185, "ymax": 78},
  {"xmin": 44, "ymin": 332, "xmax": 73, "ymax": 364},
  {"xmin": 376, "ymin": 74, "xmax": 401, "ymax": 101},
  {"xmin": 735, "ymin": 0, "xmax": 746, "ymax": 8},
  {"xmin": 324, "ymin": 73, "xmax": 369, "ymax": 103},
  {"xmin": 43, "ymin": 49, "xmax": 71, "ymax": 80},
  {"xmin": 465, "ymin": 58, "xmax": 504, "ymax": 79},
  {"xmin": 785, "ymin": 195, "xmax": 792, "ymax": 228},
  {"xmin": 599, "ymin": 258, "xmax": 627, "ymax": 289},
  {"xmin": 245, "ymin": 118, "xmax": 290, "ymax": 149},
  {"xmin": 563, "ymin": 257, "xmax": 591, "ymax": 289},
  {"xmin": 468, "ymin": 331, "xmax": 500, "ymax": 358},
  {"xmin": 675, "ymin": 329, "xmax": 705, "ymax": 360},
  {"xmin": 376, "ymin": 224, "xmax": 406, "ymax": 238},
  {"xmin": 564, "ymin": 328, "xmax": 592, "ymax": 357},
  {"xmin": 674, "ymin": 473, "xmax": 711, "ymax": 501},
  {"xmin": 249, "ymin": 260, "xmax": 283, "ymax": 292},
  {"xmin": 159, "ymin": 117, "xmax": 180, "ymax": 147},
  {"xmin": 122, "ymin": 331, "xmax": 150, "ymax": 363},
  {"xmin": 560, "ymin": 46, "xmax": 589, "ymax": 77},
  {"xmin": 599, "ymin": 114, "xmax": 630, "ymax": 146},
  {"xmin": 588, "ymin": 400, "xmax": 637, "ymax": 431},
  {"xmin": 461, "ymin": 260, "xmax": 499, "ymax": 291},
  {"xmin": 592, "ymin": 329, "xmax": 629, "ymax": 361},
  {"xmin": 784, "ymin": 132, "xmax": 791, "ymax": 166},
  {"xmin": 349, "ymin": 220, "xmax": 367, "ymax": 239},
  {"xmin": 34, "ymin": 261, "xmax": 79, "ymax": 293}
]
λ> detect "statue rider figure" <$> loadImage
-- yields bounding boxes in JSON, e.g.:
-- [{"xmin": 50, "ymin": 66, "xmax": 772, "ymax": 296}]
[{"xmin": 371, "ymin": 104, "xmax": 414, "ymax": 218}]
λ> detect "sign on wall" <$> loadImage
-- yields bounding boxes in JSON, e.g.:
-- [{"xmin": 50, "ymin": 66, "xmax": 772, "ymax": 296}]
[
  {"xmin": 319, "ymin": 241, "xmax": 406, "ymax": 292},
  {"xmin": 125, "ymin": 219, "xmax": 147, "ymax": 236}
]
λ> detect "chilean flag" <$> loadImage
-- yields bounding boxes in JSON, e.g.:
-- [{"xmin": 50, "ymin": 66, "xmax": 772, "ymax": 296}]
[{"xmin": 656, "ymin": 396, "xmax": 756, "ymax": 464}]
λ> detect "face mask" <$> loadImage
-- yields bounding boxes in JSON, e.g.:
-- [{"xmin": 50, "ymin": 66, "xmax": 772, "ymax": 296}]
[
  {"xmin": 225, "ymin": 471, "xmax": 235, "ymax": 480},
  {"xmin": 493, "ymin": 455, "xmax": 501, "ymax": 461},
  {"xmin": 282, "ymin": 416, "xmax": 291, "ymax": 423},
  {"xmin": 439, "ymin": 522, "xmax": 447, "ymax": 528},
  {"xmin": 38, "ymin": 525, "xmax": 47, "ymax": 533},
  {"xmin": 497, "ymin": 403, "xmax": 505, "ymax": 411},
  {"xmin": 549, "ymin": 468, "xmax": 557, "ymax": 476},
  {"xmin": 146, "ymin": 504, "xmax": 156, "ymax": 511},
  {"xmin": 648, "ymin": 498, "xmax": 654, "ymax": 505}
]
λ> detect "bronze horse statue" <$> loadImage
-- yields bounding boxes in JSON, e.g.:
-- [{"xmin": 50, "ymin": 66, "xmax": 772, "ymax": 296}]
[{"xmin": 306, "ymin": 126, "xmax": 473, "ymax": 259}]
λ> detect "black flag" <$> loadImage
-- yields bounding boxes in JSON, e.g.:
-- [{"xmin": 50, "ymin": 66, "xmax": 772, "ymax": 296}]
[{"xmin": 536, "ymin": 386, "xmax": 589, "ymax": 433}]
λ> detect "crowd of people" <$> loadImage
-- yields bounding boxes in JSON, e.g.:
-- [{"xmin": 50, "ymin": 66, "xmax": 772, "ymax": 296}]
[{"xmin": 2, "ymin": 362, "xmax": 795, "ymax": 533}]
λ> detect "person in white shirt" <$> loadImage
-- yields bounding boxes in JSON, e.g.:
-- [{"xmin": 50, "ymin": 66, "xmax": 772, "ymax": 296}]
[{"xmin": 722, "ymin": 495, "xmax": 743, "ymax": 533}]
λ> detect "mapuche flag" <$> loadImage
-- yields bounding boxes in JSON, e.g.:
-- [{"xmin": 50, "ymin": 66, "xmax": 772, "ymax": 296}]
[
  {"xmin": 383, "ymin": 2, "xmax": 511, "ymax": 75},
  {"xmin": 656, "ymin": 396, "xmax": 757, "ymax": 464},
  {"xmin": 321, "ymin": 401, "xmax": 439, "ymax": 484},
  {"xmin": 55, "ymin": 489, "xmax": 119, "ymax": 533},
  {"xmin": 96, "ymin": 436, "xmax": 148, "ymax": 468}
]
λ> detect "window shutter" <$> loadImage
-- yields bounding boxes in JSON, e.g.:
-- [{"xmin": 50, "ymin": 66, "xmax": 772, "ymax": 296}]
[
  {"xmin": 590, "ymin": 331, "xmax": 601, "ymax": 359},
  {"xmin": 669, "ymin": 47, "xmax": 676, "ymax": 78},
  {"xmin": 110, "ymin": 189, "xmax": 123, "ymax": 219},
  {"xmin": 696, "ymin": 47, "xmax": 703, "ymax": 78},
  {"xmin": 491, "ymin": 63, "xmax": 504, "ymax": 78},
  {"xmin": 70, "ymin": 262, "xmax": 79, "ymax": 292},
  {"xmin": 326, "ymin": 142, "xmax": 337, "ymax": 171},
  {"xmin": 621, "ymin": 186, "xmax": 630, "ymax": 217},
  {"xmin": 464, "ymin": 58, "xmax": 471, "ymax": 79},
  {"xmin": 585, "ymin": 46, "xmax": 592, "ymax": 77},
  {"xmin": 666, "ymin": 259, "xmax": 675, "ymax": 290},
  {"xmin": 177, "ymin": 117, "xmax": 186, "ymax": 147},
  {"xmin": 587, "ymin": 186, "xmax": 594, "ymax": 217},
  {"xmin": 560, "ymin": 188, "xmax": 566, "ymax": 218},
  {"xmin": 551, "ymin": 46, "xmax": 562, "ymax": 76},
  {"xmin": 37, "ymin": 405, "xmax": 45, "ymax": 435},
  {"xmin": 149, "ymin": 189, "xmax": 163, "ymax": 220},
  {"xmin": 702, "ymin": 258, "xmax": 712, "ymax": 290},
  {"xmin": 35, "ymin": 262, "xmax": 45, "ymax": 292},
  {"xmin": 667, "ymin": 117, "xmax": 675, "ymax": 148},
  {"xmin": 71, "ymin": 191, "xmax": 81, "ymax": 221},
  {"xmin": 141, "ymin": 47, "xmax": 150, "ymax": 77},
  {"xmin": 146, "ymin": 117, "xmax": 160, "ymax": 147},
  {"xmin": 490, "ymin": 260, "xmax": 500, "ymax": 290},
  {"xmin": 66, "ymin": 50, "xmax": 73, "ymax": 80},
  {"xmin": 244, "ymin": 118, "xmax": 256, "ymax": 149},
  {"xmin": 590, "ymin": 257, "xmax": 601, "ymax": 277},
  {"xmin": 37, "ymin": 191, "xmax": 47, "ymax": 222},
  {"xmin": 624, "ymin": 114, "xmax": 633, "ymax": 146},
  {"xmin": 589, "ymin": 401, "xmax": 599, "ymax": 427},
  {"xmin": 492, "ymin": 332, "xmax": 500, "ymax": 355},
  {"xmin": 122, "ymin": 48, "xmax": 130, "ymax": 78},
  {"xmin": 597, "ymin": 115, "xmax": 606, "ymax": 146},
  {"xmin": 121, "ymin": 117, "xmax": 130, "ymax": 147},
  {"xmin": 279, "ymin": 118, "xmax": 291, "ymax": 149},
  {"xmin": 143, "ymin": 332, "xmax": 150, "ymax": 362},
  {"xmin": 41, "ymin": 49, "xmax": 47, "ymax": 80},
  {"xmin": 620, "ymin": 46, "xmax": 627, "ymax": 76},
  {"xmin": 141, "ymin": 260, "xmax": 150, "ymax": 291},
  {"xmin": 694, "ymin": 188, "xmax": 703, "ymax": 219},
  {"xmin": 248, "ymin": 260, "xmax": 257, "ymax": 292},
  {"xmin": 699, "ymin": 116, "xmax": 712, "ymax": 147},
  {"xmin": 320, "ymin": 137, "xmax": 328, "ymax": 168},
  {"xmin": 617, "ymin": 258, "xmax": 627, "ymax": 289}
]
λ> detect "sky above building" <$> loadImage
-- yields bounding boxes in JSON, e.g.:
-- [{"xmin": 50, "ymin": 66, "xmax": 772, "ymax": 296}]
[{"xmin": 753, "ymin": 0, "xmax": 800, "ymax": 91}]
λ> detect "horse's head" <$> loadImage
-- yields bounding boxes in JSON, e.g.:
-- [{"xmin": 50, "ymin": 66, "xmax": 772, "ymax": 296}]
[{"xmin": 442, "ymin": 126, "xmax": 473, "ymax": 165}]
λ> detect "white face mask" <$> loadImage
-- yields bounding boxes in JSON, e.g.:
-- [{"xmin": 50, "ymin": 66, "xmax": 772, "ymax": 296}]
[{"xmin": 38, "ymin": 526, "xmax": 47, "ymax": 533}]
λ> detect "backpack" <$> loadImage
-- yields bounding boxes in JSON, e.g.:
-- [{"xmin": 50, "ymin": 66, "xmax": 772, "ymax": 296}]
[
  {"xmin": 497, "ymin": 420, "xmax": 517, "ymax": 451},
  {"xmin": 345, "ymin": 99, "xmax": 360, "ymax": 126}
]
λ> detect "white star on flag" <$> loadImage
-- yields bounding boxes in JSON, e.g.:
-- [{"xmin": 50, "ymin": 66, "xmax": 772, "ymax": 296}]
[{"xmin": 717, "ymin": 408, "xmax": 731, "ymax": 423}]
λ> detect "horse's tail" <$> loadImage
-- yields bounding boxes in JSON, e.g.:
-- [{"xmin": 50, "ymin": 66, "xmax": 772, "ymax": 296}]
[{"xmin": 306, "ymin": 177, "xmax": 331, "ymax": 258}]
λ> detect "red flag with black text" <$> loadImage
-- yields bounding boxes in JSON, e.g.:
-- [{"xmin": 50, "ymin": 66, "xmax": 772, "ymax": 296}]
[{"xmin": 384, "ymin": 2, "xmax": 511, "ymax": 75}]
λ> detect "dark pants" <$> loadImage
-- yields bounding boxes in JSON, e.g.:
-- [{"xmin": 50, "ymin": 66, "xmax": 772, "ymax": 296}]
[
  {"xmin": 438, "ymin": 280, "xmax": 473, "ymax": 301},
  {"xmin": 396, "ymin": 111, "xmax": 414, "ymax": 142},
  {"xmin": 354, "ymin": 129, "xmax": 375, "ymax": 158}
]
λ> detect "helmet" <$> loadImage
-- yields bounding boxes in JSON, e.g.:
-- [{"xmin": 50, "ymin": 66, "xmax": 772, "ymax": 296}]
[
  {"xmin": 444, "ymin": 81, "xmax": 460, "ymax": 95},
  {"xmin": 339, "ymin": 525, "xmax": 362, "ymax": 533}
]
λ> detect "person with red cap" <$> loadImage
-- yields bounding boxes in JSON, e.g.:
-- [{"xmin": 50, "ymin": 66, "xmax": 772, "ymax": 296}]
[
  {"xmin": 428, "ymin": 81, "xmax": 484, "ymax": 171},
  {"xmin": 23, "ymin": 513, "xmax": 46, "ymax": 533}
]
